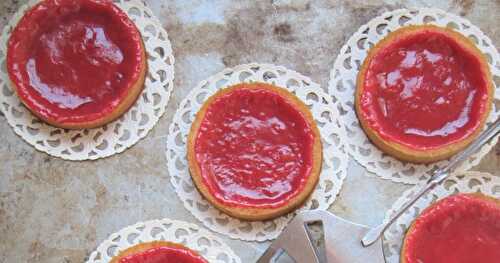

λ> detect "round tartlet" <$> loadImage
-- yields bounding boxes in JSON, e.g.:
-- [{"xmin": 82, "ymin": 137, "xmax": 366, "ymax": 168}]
[
  {"xmin": 355, "ymin": 25, "xmax": 493, "ymax": 163},
  {"xmin": 7, "ymin": 0, "xmax": 147, "ymax": 129},
  {"xmin": 110, "ymin": 241, "xmax": 207, "ymax": 263},
  {"xmin": 401, "ymin": 193, "xmax": 500, "ymax": 263},
  {"xmin": 187, "ymin": 82, "xmax": 322, "ymax": 221}
]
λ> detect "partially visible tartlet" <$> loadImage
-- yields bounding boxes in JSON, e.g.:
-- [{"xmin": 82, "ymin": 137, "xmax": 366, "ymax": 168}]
[
  {"xmin": 401, "ymin": 193, "xmax": 500, "ymax": 263},
  {"xmin": 187, "ymin": 82, "xmax": 322, "ymax": 221},
  {"xmin": 110, "ymin": 241, "xmax": 208, "ymax": 263},
  {"xmin": 356, "ymin": 25, "xmax": 493, "ymax": 163},
  {"xmin": 7, "ymin": 0, "xmax": 147, "ymax": 129}
]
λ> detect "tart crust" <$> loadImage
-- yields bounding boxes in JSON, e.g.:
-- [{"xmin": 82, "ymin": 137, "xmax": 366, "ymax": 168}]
[
  {"xmin": 187, "ymin": 82, "xmax": 322, "ymax": 221},
  {"xmin": 110, "ymin": 241, "xmax": 207, "ymax": 263},
  {"xmin": 401, "ymin": 193, "xmax": 500, "ymax": 263},
  {"xmin": 6, "ymin": 0, "xmax": 147, "ymax": 129},
  {"xmin": 355, "ymin": 25, "xmax": 493, "ymax": 163}
]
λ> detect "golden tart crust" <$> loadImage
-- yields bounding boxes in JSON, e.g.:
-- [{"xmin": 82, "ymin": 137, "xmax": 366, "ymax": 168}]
[
  {"xmin": 401, "ymin": 193, "xmax": 500, "ymax": 263},
  {"xmin": 110, "ymin": 241, "xmax": 207, "ymax": 263},
  {"xmin": 355, "ymin": 25, "xmax": 493, "ymax": 163},
  {"xmin": 7, "ymin": 0, "xmax": 147, "ymax": 129},
  {"xmin": 187, "ymin": 82, "xmax": 322, "ymax": 221}
]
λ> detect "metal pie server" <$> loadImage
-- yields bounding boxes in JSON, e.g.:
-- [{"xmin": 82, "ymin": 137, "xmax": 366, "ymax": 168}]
[{"xmin": 257, "ymin": 118, "xmax": 500, "ymax": 263}]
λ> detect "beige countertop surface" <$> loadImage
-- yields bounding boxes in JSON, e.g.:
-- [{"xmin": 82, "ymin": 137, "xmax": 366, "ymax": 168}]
[{"xmin": 0, "ymin": 0, "xmax": 499, "ymax": 262}]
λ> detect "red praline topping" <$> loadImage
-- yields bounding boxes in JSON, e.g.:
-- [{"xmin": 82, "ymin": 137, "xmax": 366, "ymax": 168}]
[
  {"xmin": 402, "ymin": 194, "xmax": 500, "ymax": 263},
  {"xmin": 119, "ymin": 246, "xmax": 207, "ymax": 263},
  {"xmin": 7, "ymin": 0, "xmax": 144, "ymax": 125},
  {"xmin": 359, "ymin": 29, "xmax": 489, "ymax": 149},
  {"xmin": 194, "ymin": 84, "xmax": 315, "ymax": 209}
]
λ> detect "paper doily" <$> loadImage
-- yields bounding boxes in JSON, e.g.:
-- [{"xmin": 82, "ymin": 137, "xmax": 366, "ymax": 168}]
[
  {"xmin": 86, "ymin": 218, "xmax": 241, "ymax": 263},
  {"xmin": 382, "ymin": 171, "xmax": 500, "ymax": 263},
  {"xmin": 166, "ymin": 63, "xmax": 348, "ymax": 241},
  {"xmin": 0, "ymin": 0, "xmax": 175, "ymax": 160},
  {"xmin": 328, "ymin": 8, "xmax": 500, "ymax": 184}
]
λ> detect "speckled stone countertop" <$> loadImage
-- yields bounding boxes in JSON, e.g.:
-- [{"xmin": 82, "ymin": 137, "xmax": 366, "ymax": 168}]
[{"xmin": 0, "ymin": 0, "xmax": 499, "ymax": 262}]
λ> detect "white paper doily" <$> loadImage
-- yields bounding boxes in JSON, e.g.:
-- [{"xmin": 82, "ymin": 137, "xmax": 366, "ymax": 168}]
[
  {"xmin": 86, "ymin": 218, "xmax": 241, "ymax": 263},
  {"xmin": 166, "ymin": 63, "xmax": 348, "ymax": 241},
  {"xmin": 382, "ymin": 171, "xmax": 500, "ymax": 263},
  {"xmin": 328, "ymin": 8, "xmax": 500, "ymax": 184},
  {"xmin": 0, "ymin": 0, "xmax": 175, "ymax": 160}
]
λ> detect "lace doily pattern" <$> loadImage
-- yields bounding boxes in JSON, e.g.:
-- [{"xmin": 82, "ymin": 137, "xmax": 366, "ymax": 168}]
[
  {"xmin": 0, "ymin": 0, "xmax": 175, "ymax": 160},
  {"xmin": 328, "ymin": 8, "xmax": 500, "ymax": 184},
  {"xmin": 166, "ymin": 63, "xmax": 348, "ymax": 241},
  {"xmin": 382, "ymin": 171, "xmax": 500, "ymax": 263},
  {"xmin": 86, "ymin": 218, "xmax": 241, "ymax": 263}
]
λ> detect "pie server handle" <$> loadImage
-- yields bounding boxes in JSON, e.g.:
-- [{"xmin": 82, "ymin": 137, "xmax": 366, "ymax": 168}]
[{"xmin": 362, "ymin": 117, "xmax": 500, "ymax": 246}]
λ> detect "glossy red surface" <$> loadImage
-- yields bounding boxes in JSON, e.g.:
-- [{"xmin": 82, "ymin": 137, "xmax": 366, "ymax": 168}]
[
  {"xmin": 194, "ymin": 85, "xmax": 315, "ymax": 208},
  {"xmin": 359, "ymin": 29, "xmax": 489, "ymax": 149},
  {"xmin": 119, "ymin": 246, "xmax": 207, "ymax": 263},
  {"xmin": 403, "ymin": 194, "xmax": 500, "ymax": 263},
  {"xmin": 7, "ymin": 0, "xmax": 144, "ymax": 125}
]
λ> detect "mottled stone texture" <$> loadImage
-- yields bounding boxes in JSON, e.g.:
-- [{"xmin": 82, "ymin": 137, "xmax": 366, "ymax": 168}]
[{"xmin": 0, "ymin": 0, "xmax": 498, "ymax": 262}]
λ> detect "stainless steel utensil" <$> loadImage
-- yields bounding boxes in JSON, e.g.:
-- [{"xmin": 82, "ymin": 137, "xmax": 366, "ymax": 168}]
[
  {"xmin": 257, "ymin": 210, "xmax": 385, "ymax": 263},
  {"xmin": 363, "ymin": 117, "xmax": 500, "ymax": 246},
  {"xmin": 257, "ymin": 118, "xmax": 500, "ymax": 263}
]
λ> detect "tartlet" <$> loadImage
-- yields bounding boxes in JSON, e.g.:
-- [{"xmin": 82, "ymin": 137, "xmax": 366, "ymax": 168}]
[
  {"xmin": 355, "ymin": 25, "xmax": 492, "ymax": 163},
  {"xmin": 187, "ymin": 82, "xmax": 322, "ymax": 221},
  {"xmin": 110, "ymin": 241, "xmax": 207, "ymax": 263},
  {"xmin": 401, "ymin": 193, "xmax": 500, "ymax": 263},
  {"xmin": 7, "ymin": 0, "xmax": 147, "ymax": 129}
]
